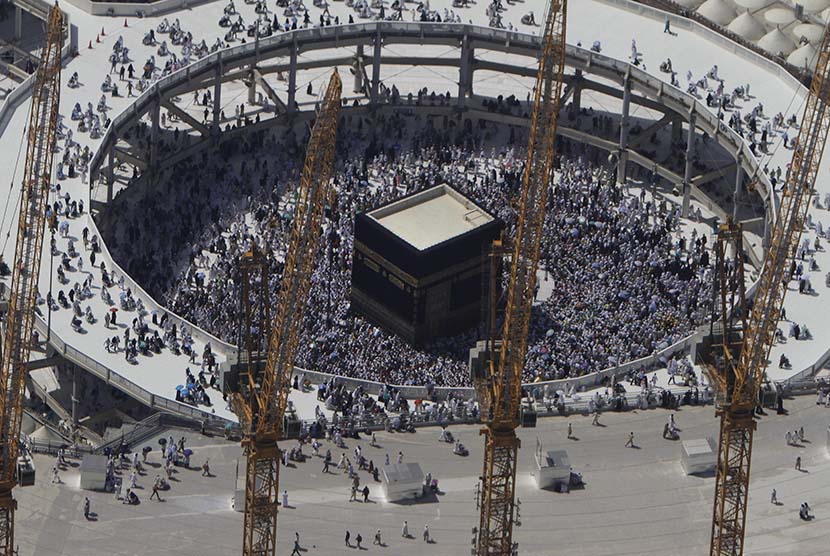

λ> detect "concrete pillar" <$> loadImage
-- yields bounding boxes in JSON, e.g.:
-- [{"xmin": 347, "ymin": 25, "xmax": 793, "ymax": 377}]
[
  {"xmin": 107, "ymin": 139, "xmax": 116, "ymax": 203},
  {"xmin": 616, "ymin": 76, "xmax": 631, "ymax": 185},
  {"xmin": 458, "ymin": 34, "xmax": 473, "ymax": 108},
  {"xmin": 371, "ymin": 28, "xmax": 382, "ymax": 105},
  {"xmin": 763, "ymin": 201, "xmax": 770, "ymax": 249},
  {"xmin": 212, "ymin": 62, "xmax": 222, "ymax": 136},
  {"xmin": 14, "ymin": 7, "xmax": 23, "ymax": 42},
  {"xmin": 671, "ymin": 118, "xmax": 682, "ymax": 145},
  {"xmin": 288, "ymin": 40, "xmax": 298, "ymax": 113},
  {"xmin": 572, "ymin": 69, "xmax": 582, "ymax": 113},
  {"xmin": 248, "ymin": 70, "xmax": 257, "ymax": 106},
  {"xmin": 733, "ymin": 153, "xmax": 742, "ymax": 221},
  {"xmin": 71, "ymin": 364, "xmax": 79, "ymax": 430},
  {"xmin": 682, "ymin": 110, "xmax": 696, "ymax": 218},
  {"xmin": 150, "ymin": 101, "xmax": 160, "ymax": 170},
  {"xmin": 353, "ymin": 45, "xmax": 364, "ymax": 94}
]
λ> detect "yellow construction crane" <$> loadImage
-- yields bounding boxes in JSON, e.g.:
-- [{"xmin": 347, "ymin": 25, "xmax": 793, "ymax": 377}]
[
  {"xmin": 232, "ymin": 70, "xmax": 341, "ymax": 556},
  {"xmin": 706, "ymin": 26, "xmax": 830, "ymax": 556},
  {"xmin": 0, "ymin": 5, "xmax": 63, "ymax": 555},
  {"xmin": 475, "ymin": 1, "xmax": 567, "ymax": 554}
]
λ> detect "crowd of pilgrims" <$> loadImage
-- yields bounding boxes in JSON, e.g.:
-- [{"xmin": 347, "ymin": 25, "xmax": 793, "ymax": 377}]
[{"xmin": 99, "ymin": 115, "xmax": 713, "ymax": 387}]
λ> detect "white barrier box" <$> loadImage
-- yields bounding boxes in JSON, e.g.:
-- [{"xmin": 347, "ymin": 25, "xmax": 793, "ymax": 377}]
[
  {"xmin": 382, "ymin": 462, "xmax": 424, "ymax": 501},
  {"xmin": 534, "ymin": 449, "xmax": 570, "ymax": 490},
  {"xmin": 681, "ymin": 438, "xmax": 717, "ymax": 475}
]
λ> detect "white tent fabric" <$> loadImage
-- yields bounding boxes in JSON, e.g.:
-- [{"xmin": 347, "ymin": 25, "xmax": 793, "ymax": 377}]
[
  {"xmin": 29, "ymin": 425, "xmax": 66, "ymax": 444},
  {"xmin": 787, "ymin": 42, "xmax": 819, "ymax": 71},
  {"xmin": 674, "ymin": 0, "xmax": 705, "ymax": 8},
  {"xmin": 697, "ymin": 0, "xmax": 737, "ymax": 26},
  {"xmin": 764, "ymin": 7, "xmax": 796, "ymax": 25},
  {"xmin": 822, "ymin": 6, "xmax": 830, "ymax": 22},
  {"xmin": 793, "ymin": 22, "xmax": 826, "ymax": 44},
  {"xmin": 734, "ymin": 0, "xmax": 772, "ymax": 8},
  {"xmin": 728, "ymin": 11, "xmax": 767, "ymax": 41},
  {"xmin": 758, "ymin": 27, "xmax": 797, "ymax": 55},
  {"xmin": 798, "ymin": 0, "xmax": 830, "ymax": 13}
]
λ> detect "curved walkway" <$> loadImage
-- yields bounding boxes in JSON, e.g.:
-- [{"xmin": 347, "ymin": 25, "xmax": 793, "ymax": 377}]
[{"xmin": 0, "ymin": 0, "xmax": 826, "ymax": 423}]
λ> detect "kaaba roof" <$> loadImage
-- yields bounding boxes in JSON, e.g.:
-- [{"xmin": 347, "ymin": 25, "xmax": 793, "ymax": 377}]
[
  {"xmin": 367, "ymin": 184, "xmax": 494, "ymax": 251},
  {"xmin": 354, "ymin": 184, "xmax": 503, "ymax": 280}
]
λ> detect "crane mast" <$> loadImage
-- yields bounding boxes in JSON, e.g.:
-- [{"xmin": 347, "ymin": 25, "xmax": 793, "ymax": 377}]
[
  {"xmin": 475, "ymin": 2, "xmax": 567, "ymax": 554},
  {"xmin": 0, "ymin": 5, "xmax": 63, "ymax": 555},
  {"xmin": 707, "ymin": 26, "xmax": 830, "ymax": 556},
  {"xmin": 236, "ymin": 70, "xmax": 341, "ymax": 556}
]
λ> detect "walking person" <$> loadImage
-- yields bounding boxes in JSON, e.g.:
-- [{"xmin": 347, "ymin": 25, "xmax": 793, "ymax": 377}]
[
  {"xmin": 567, "ymin": 422, "xmax": 573, "ymax": 439},
  {"xmin": 423, "ymin": 524, "xmax": 430, "ymax": 543},
  {"xmin": 625, "ymin": 432, "xmax": 635, "ymax": 448},
  {"xmin": 402, "ymin": 520, "xmax": 409, "ymax": 538},
  {"xmin": 592, "ymin": 411, "xmax": 599, "ymax": 426},
  {"xmin": 150, "ymin": 482, "xmax": 162, "ymax": 501},
  {"xmin": 345, "ymin": 530, "xmax": 351, "ymax": 547},
  {"xmin": 83, "ymin": 497, "xmax": 90, "ymax": 519},
  {"xmin": 282, "ymin": 489, "xmax": 289, "ymax": 509},
  {"xmin": 795, "ymin": 456, "xmax": 802, "ymax": 471},
  {"xmin": 374, "ymin": 529, "xmax": 382, "ymax": 545},
  {"xmin": 202, "ymin": 459, "xmax": 210, "ymax": 477},
  {"xmin": 355, "ymin": 533, "xmax": 363, "ymax": 549},
  {"xmin": 771, "ymin": 488, "xmax": 778, "ymax": 504},
  {"xmin": 362, "ymin": 485, "xmax": 370, "ymax": 503}
]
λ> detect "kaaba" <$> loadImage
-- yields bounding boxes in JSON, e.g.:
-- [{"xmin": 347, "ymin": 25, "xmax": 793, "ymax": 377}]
[{"xmin": 351, "ymin": 184, "xmax": 504, "ymax": 345}]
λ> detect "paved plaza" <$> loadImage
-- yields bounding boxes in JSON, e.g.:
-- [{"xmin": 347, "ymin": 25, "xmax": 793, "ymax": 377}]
[{"xmin": 16, "ymin": 395, "xmax": 830, "ymax": 555}]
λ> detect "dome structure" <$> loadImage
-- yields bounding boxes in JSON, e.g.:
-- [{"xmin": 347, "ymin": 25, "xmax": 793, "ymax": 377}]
[
  {"xmin": 697, "ymin": 0, "xmax": 737, "ymax": 26},
  {"xmin": 728, "ymin": 11, "xmax": 766, "ymax": 40},
  {"xmin": 674, "ymin": 0, "xmax": 705, "ymax": 8},
  {"xmin": 764, "ymin": 7, "xmax": 796, "ymax": 25},
  {"xmin": 798, "ymin": 0, "xmax": 830, "ymax": 13},
  {"xmin": 734, "ymin": 0, "xmax": 771, "ymax": 8},
  {"xmin": 787, "ymin": 42, "xmax": 819, "ymax": 71},
  {"xmin": 758, "ymin": 27, "xmax": 797, "ymax": 55},
  {"xmin": 793, "ymin": 22, "xmax": 825, "ymax": 44}
]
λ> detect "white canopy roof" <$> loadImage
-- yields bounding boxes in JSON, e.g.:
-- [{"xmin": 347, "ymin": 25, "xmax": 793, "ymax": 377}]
[
  {"xmin": 728, "ymin": 10, "xmax": 767, "ymax": 40},
  {"xmin": 822, "ymin": 6, "xmax": 830, "ymax": 22},
  {"xmin": 674, "ymin": 0, "xmax": 705, "ymax": 8},
  {"xmin": 697, "ymin": 0, "xmax": 737, "ymax": 26},
  {"xmin": 798, "ymin": 0, "xmax": 830, "ymax": 13},
  {"xmin": 758, "ymin": 27, "xmax": 797, "ymax": 55},
  {"xmin": 29, "ymin": 425, "xmax": 65, "ymax": 444},
  {"xmin": 734, "ymin": 0, "xmax": 772, "ymax": 8},
  {"xmin": 787, "ymin": 42, "xmax": 819, "ymax": 71},
  {"xmin": 764, "ymin": 7, "xmax": 796, "ymax": 25},
  {"xmin": 793, "ymin": 22, "xmax": 826, "ymax": 44}
]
